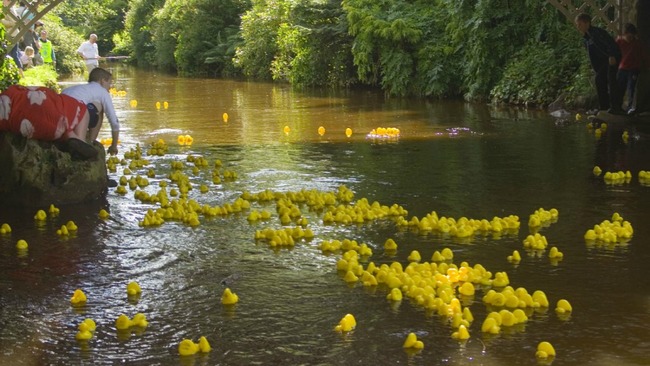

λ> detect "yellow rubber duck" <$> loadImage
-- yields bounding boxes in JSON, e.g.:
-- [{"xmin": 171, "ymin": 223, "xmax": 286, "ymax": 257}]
[
  {"xmin": 384, "ymin": 238, "xmax": 397, "ymax": 251},
  {"xmin": 76, "ymin": 321, "xmax": 93, "ymax": 341},
  {"xmin": 507, "ymin": 250, "xmax": 521, "ymax": 263},
  {"xmin": 198, "ymin": 336, "xmax": 212, "ymax": 352},
  {"xmin": 71, "ymin": 289, "xmax": 87, "ymax": 306},
  {"xmin": 34, "ymin": 209, "xmax": 47, "ymax": 221},
  {"xmin": 221, "ymin": 288, "xmax": 239, "ymax": 305},
  {"xmin": 82, "ymin": 318, "xmax": 96, "ymax": 331},
  {"xmin": 0, "ymin": 223, "xmax": 12, "ymax": 234},
  {"xmin": 178, "ymin": 339, "xmax": 200, "ymax": 356},
  {"xmin": 130, "ymin": 99, "xmax": 137, "ymax": 108},
  {"xmin": 283, "ymin": 126, "xmax": 290, "ymax": 135},
  {"xmin": 318, "ymin": 126, "xmax": 325, "ymax": 136},
  {"xmin": 163, "ymin": 101, "xmax": 169, "ymax": 109},
  {"xmin": 131, "ymin": 313, "xmax": 148, "ymax": 327},
  {"xmin": 387, "ymin": 288, "xmax": 403, "ymax": 301},
  {"xmin": 115, "ymin": 314, "xmax": 131, "ymax": 330},
  {"xmin": 407, "ymin": 250, "xmax": 421, "ymax": 262},
  {"xmin": 345, "ymin": 128, "xmax": 352, "ymax": 137},
  {"xmin": 451, "ymin": 324, "xmax": 470, "ymax": 340},
  {"xmin": 458, "ymin": 282, "xmax": 475, "ymax": 296},
  {"xmin": 48, "ymin": 204, "xmax": 60, "ymax": 215},
  {"xmin": 403, "ymin": 332, "xmax": 424, "ymax": 349},
  {"xmin": 156, "ymin": 101, "xmax": 161, "ymax": 110},
  {"xmin": 223, "ymin": 112, "xmax": 229, "ymax": 122},
  {"xmin": 66, "ymin": 220, "xmax": 78, "ymax": 231},
  {"xmin": 16, "ymin": 239, "xmax": 28, "ymax": 250},
  {"xmin": 536, "ymin": 341, "xmax": 556, "ymax": 359},
  {"xmin": 99, "ymin": 209, "xmax": 110, "ymax": 219},
  {"xmin": 334, "ymin": 313, "xmax": 356, "ymax": 332},
  {"xmin": 555, "ymin": 299, "xmax": 572, "ymax": 314},
  {"xmin": 593, "ymin": 166, "xmax": 602, "ymax": 176},
  {"xmin": 127, "ymin": 281, "xmax": 142, "ymax": 296}
]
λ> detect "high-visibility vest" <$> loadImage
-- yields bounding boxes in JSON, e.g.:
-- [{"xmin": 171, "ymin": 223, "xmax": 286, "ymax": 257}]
[{"xmin": 40, "ymin": 40, "xmax": 54, "ymax": 63}]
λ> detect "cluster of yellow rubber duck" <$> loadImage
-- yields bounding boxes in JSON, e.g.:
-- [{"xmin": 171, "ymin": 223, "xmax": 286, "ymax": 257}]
[
  {"xmin": 640, "ymin": 170, "xmax": 650, "ymax": 185},
  {"xmin": 177, "ymin": 134, "xmax": 194, "ymax": 146},
  {"xmin": 147, "ymin": 139, "xmax": 168, "ymax": 156},
  {"xmin": 366, "ymin": 127, "xmax": 401, "ymax": 139},
  {"xmin": 156, "ymin": 101, "xmax": 169, "ymax": 110},
  {"xmin": 56, "ymin": 221, "xmax": 78, "ymax": 236},
  {"xmin": 178, "ymin": 337, "xmax": 212, "ymax": 356},
  {"xmin": 583, "ymin": 212, "xmax": 633, "ymax": 244},
  {"xmin": 108, "ymin": 88, "xmax": 127, "ymax": 97},
  {"xmin": 528, "ymin": 207, "xmax": 558, "ymax": 228},
  {"xmin": 586, "ymin": 121, "xmax": 607, "ymax": 139},
  {"xmin": 75, "ymin": 318, "xmax": 97, "ymax": 341},
  {"xmin": 253, "ymin": 226, "xmax": 315, "ymax": 248},
  {"xmin": 116, "ymin": 313, "xmax": 149, "ymax": 330},
  {"xmin": 395, "ymin": 211, "xmax": 520, "ymax": 238}
]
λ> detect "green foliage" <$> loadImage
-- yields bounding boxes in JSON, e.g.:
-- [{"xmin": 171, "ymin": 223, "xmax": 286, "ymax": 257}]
[
  {"xmin": 19, "ymin": 65, "xmax": 60, "ymax": 92},
  {"xmin": 125, "ymin": 0, "xmax": 164, "ymax": 67},
  {"xmin": 0, "ymin": 15, "xmax": 21, "ymax": 91},
  {"xmin": 39, "ymin": 14, "xmax": 86, "ymax": 76},
  {"xmin": 270, "ymin": 0, "xmax": 354, "ymax": 87},
  {"xmin": 55, "ymin": 0, "xmax": 127, "ymax": 54}
]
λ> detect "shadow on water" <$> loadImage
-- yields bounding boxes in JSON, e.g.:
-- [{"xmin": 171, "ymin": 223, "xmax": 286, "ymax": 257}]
[{"xmin": 1, "ymin": 65, "xmax": 650, "ymax": 365}]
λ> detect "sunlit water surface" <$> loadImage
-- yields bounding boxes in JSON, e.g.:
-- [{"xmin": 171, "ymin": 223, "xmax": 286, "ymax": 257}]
[{"xmin": 1, "ymin": 65, "xmax": 650, "ymax": 365}]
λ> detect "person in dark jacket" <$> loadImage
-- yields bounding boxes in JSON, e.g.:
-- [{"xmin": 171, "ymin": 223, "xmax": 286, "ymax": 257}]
[{"xmin": 575, "ymin": 13, "xmax": 624, "ymax": 114}]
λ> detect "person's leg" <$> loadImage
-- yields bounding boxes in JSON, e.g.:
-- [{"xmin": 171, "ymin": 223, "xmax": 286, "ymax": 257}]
[
  {"xmin": 607, "ymin": 64, "xmax": 623, "ymax": 112},
  {"xmin": 595, "ymin": 65, "xmax": 610, "ymax": 110},
  {"xmin": 628, "ymin": 71, "xmax": 639, "ymax": 112},
  {"xmin": 66, "ymin": 111, "xmax": 90, "ymax": 141}
]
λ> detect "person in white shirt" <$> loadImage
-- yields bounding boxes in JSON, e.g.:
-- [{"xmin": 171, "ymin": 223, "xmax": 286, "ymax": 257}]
[
  {"xmin": 77, "ymin": 33, "xmax": 100, "ymax": 73},
  {"xmin": 61, "ymin": 68, "xmax": 120, "ymax": 155}
]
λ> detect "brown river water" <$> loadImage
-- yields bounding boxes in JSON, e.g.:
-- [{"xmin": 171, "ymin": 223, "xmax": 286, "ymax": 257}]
[{"xmin": 1, "ymin": 65, "xmax": 649, "ymax": 365}]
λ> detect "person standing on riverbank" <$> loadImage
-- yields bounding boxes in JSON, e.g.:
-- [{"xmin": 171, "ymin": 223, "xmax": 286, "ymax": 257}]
[
  {"xmin": 38, "ymin": 29, "xmax": 56, "ymax": 67},
  {"xmin": 575, "ymin": 13, "xmax": 624, "ymax": 114},
  {"xmin": 61, "ymin": 68, "xmax": 120, "ymax": 155},
  {"xmin": 77, "ymin": 34, "xmax": 100, "ymax": 73},
  {"xmin": 616, "ymin": 23, "xmax": 646, "ymax": 114}
]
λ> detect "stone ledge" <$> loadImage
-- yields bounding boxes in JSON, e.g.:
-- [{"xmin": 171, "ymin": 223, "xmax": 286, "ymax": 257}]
[{"xmin": 0, "ymin": 132, "xmax": 107, "ymax": 207}]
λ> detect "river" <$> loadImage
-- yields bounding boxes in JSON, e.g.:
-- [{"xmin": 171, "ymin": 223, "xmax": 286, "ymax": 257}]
[{"xmin": 1, "ymin": 65, "xmax": 649, "ymax": 365}]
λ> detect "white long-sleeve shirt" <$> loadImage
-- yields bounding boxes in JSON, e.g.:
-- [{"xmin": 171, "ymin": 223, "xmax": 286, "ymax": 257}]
[{"xmin": 61, "ymin": 82, "xmax": 120, "ymax": 131}]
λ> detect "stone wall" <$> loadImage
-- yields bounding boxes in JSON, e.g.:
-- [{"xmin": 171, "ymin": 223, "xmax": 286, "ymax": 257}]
[{"xmin": 0, "ymin": 132, "xmax": 108, "ymax": 207}]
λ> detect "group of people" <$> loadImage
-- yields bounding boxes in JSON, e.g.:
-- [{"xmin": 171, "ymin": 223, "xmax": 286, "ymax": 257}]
[
  {"xmin": 0, "ymin": 67, "xmax": 121, "ymax": 159},
  {"xmin": 2, "ymin": 1, "xmax": 102, "ymax": 73},
  {"xmin": 575, "ymin": 13, "xmax": 647, "ymax": 115},
  {"xmin": 1, "ymin": 0, "xmax": 56, "ymax": 72}
]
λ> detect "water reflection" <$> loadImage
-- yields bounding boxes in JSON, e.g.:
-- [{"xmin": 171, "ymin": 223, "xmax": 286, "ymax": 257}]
[{"xmin": 1, "ymin": 65, "xmax": 649, "ymax": 365}]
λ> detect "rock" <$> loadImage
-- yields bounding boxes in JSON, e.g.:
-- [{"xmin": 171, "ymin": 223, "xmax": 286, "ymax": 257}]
[{"xmin": 0, "ymin": 132, "xmax": 107, "ymax": 207}]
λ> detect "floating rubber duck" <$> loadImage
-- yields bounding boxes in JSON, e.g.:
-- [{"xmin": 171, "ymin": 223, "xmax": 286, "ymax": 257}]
[
  {"xmin": 71, "ymin": 289, "xmax": 87, "ymax": 306},
  {"xmin": 198, "ymin": 336, "xmax": 212, "ymax": 352},
  {"xmin": 507, "ymin": 250, "xmax": 521, "ymax": 263},
  {"xmin": 221, "ymin": 288, "xmax": 239, "ymax": 305},
  {"xmin": 34, "ymin": 209, "xmax": 47, "ymax": 221},
  {"xmin": 334, "ymin": 313, "xmax": 356, "ymax": 332},
  {"xmin": 451, "ymin": 324, "xmax": 470, "ymax": 340},
  {"xmin": 76, "ymin": 320, "xmax": 93, "ymax": 341},
  {"xmin": 318, "ymin": 126, "xmax": 325, "ymax": 136},
  {"xmin": 163, "ymin": 101, "xmax": 169, "ymax": 109},
  {"xmin": 178, "ymin": 339, "xmax": 200, "ymax": 356},
  {"xmin": 548, "ymin": 246, "xmax": 564, "ymax": 259},
  {"xmin": 16, "ymin": 239, "xmax": 28, "ymax": 250},
  {"xmin": 99, "ymin": 209, "xmax": 110, "ymax": 219},
  {"xmin": 283, "ymin": 126, "xmax": 290, "ymax": 135},
  {"xmin": 575, "ymin": 113, "xmax": 582, "ymax": 121},
  {"xmin": 345, "ymin": 128, "xmax": 352, "ymax": 137},
  {"xmin": 403, "ymin": 332, "xmax": 424, "ymax": 349},
  {"xmin": 384, "ymin": 238, "xmax": 397, "ymax": 251},
  {"xmin": 127, "ymin": 281, "xmax": 142, "ymax": 296},
  {"xmin": 387, "ymin": 287, "xmax": 403, "ymax": 301},
  {"xmin": 48, "ymin": 204, "xmax": 60, "ymax": 215},
  {"xmin": 223, "ymin": 112, "xmax": 229, "ymax": 122},
  {"xmin": 130, "ymin": 99, "xmax": 137, "ymax": 108},
  {"xmin": 115, "ymin": 314, "xmax": 131, "ymax": 330},
  {"xmin": 156, "ymin": 101, "xmax": 161, "ymax": 110},
  {"xmin": 407, "ymin": 250, "xmax": 421, "ymax": 262},
  {"xmin": 536, "ymin": 341, "xmax": 556, "ymax": 359},
  {"xmin": 458, "ymin": 282, "xmax": 475, "ymax": 296},
  {"xmin": 555, "ymin": 299, "xmax": 572, "ymax": 314},
  {"xmin": 66, "ymin": 221, "xmax": 78, "ymax": 231},
  {"xmin": 0, "ymin": 223, "xmax": 12, "ymax": 234},
  {"xmin": 593, "ymin": 166, "xmax": 602, "ymax": 176},
  {"xmin": 131, "ymin": 313, "xmax": 148, "ymax": 327}
]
